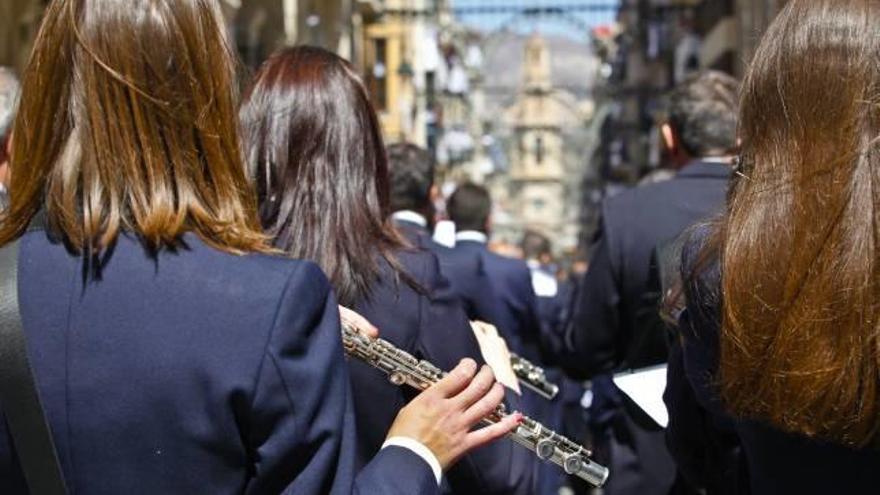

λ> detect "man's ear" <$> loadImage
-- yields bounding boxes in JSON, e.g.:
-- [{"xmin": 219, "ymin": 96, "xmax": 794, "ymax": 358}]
[
  {"xmin": 429, "ymin": 184, "xmax": 441, "ymax": 203},
  {"xmin": 661, "ymin": 123, "xmax": 677, "ymax": 153}
]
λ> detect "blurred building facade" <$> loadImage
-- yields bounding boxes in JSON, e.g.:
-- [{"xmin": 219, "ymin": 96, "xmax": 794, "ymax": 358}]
[
  {"xmin": 497, "ymin": 35, "xmax": 586, "ymax": 251},
  {"xmin": 227, "ymin": 0, "xmax": 360, "ymax": 67},
  {"xmin": 0, "ymin": 0, "xmax": 47, "ymax": 70},
  {"xmin": 360, "ymin": 1, "xmax": 447, "ymax": 147},
  {"xmin": 580, "ymin": 0, "xmax": 787, "ymax": 247}
]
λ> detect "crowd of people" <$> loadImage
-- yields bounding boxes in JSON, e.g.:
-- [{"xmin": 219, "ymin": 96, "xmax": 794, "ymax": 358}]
[{"xmin": 1, "ymin": 0, "xmax": 880, "ymax": 494}]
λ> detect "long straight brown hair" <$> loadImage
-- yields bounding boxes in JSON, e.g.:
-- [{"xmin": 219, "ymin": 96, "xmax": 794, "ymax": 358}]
[
  {"xmin": 713, "ymin": 0, "xmax": 880, "ymax": 446},
  {"xmin": 240, "ymin": 46, "xmax": 409, "ymax": 306},
  {"xmin": 0, "ymin": 0, "xmax": 267, "ymax": 255}
]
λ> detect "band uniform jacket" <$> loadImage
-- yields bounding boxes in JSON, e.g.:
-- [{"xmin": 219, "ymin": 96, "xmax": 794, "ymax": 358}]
[
  {"xmin": 563, "ymin": 160, "xmax": 732, "ymax": 495},
  {"xmin": 393, "ymin": 220, "xmax": 509, "ymax": 342},
  {"xmin": 449, "ymin": 238, "xmax": 545, "ymax": 363},
  {"xmin": 669, "ymin": 224, "xmax": 880, "ymax": 495},
  {"xmin": 350, "ymin": 243, "xmax": 536, "ymax": 495},
  {"xmin": 0, "ymin": 228, "xmax": 437, "ymax": 495}
]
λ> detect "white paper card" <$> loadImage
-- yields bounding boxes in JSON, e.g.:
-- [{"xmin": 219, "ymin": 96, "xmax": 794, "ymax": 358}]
[
  {"xmin": 613, "ymin": 365, "xmax": 669, "ymax": 428},
  {"xmin": 470, "ymin": 321, "xmax": 522, "ymax": 395}
]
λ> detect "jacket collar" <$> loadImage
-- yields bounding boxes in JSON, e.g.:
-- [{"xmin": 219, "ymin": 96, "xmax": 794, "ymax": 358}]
[
  {"xmin": 455, "ymin": 230, "xmax": 488, "ymax": 244},
  {"xmin": 391, "ymin": 210, "xmax": 428, "ymax": 228}
]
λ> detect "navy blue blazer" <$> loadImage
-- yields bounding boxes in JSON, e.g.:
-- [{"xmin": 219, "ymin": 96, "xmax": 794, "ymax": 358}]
[
  {"xmin": 393, "ymin": 220, "xmax": 508, "ymax": 336},
  {"xmin": 450, "ymin": 239, "xmax": 544, "ymax": 362},
  {"xmin": 668, "ymin": 225, "xmax": 880, "ymax": 495},
  {"xmin": 561, "ymin": 161, "xmax": 731, "ymax": 495},
  {"xmin": 350, "ymin": 246, "xmax": 535, "ymax": 495},
  {"xmin": 564, "ymin": 161, "xmax": 731, "ymax": 378},
  {"xmin": 0, "ymin": 229, "xmax": 436, "ymax": 494}
]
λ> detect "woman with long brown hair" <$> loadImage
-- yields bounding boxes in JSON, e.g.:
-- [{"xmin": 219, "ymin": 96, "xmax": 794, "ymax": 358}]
[
  {"xmin": 0, "ymin": 1, "xmax": 516, "ymax": 493},
  {"xmin": 667, "ymin": 0, "xmax": 880, "ymax": 493},
  {"xmin": 240, "ymin": 46, "xmax": 535, "ymax": 494}
]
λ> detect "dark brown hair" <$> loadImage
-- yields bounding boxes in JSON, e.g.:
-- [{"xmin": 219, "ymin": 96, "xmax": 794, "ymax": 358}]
[
  {"xmin": 240, "ymin": 46, "xmax": 408, "ymax": 306},
  {"xmin": 447, "ymin": 182, "xmax": 492, "ymax": 233},
  {"xmin": 0, "ymin": 0, "xmax": 268, "ymax": 255},
  {"xmin": 711, "ymin": 0, "xmax": 880, "ymax": 446}
]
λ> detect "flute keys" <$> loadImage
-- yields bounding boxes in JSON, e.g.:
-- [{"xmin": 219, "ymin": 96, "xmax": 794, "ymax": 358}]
[
  {"xmin": 389, "ymin": 372, "xmax": 406, "ymax": 386},
  {"xmin": 563, "ymin": 454, "xmax": 583, "ymax": 475},
  {"xmin": 535, "ymin": 439, "xmax": 555, "ymax": 460}
]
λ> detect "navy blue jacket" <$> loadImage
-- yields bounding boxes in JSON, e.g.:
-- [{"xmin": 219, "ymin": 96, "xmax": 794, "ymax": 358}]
[
  {"xmin": 0, "ymin": 229, "xmax": 436, "ymax": 494},
  {"xmin": 668, "ymin": 225, "xmax": 880, "ymax": 495},
  {"xmin": 451, "ymin": 239, "xmax": 544, "ymax": 362},
  {"xmin": 564, "ymin": 161, "xmax": 731, "ymax": 377},
  {"xmin": 394, "ymin": 220, "xmax": 508, "ymax": 336},
  {"xmin": 350, "ymin": 245, "xmax": 535, "ymax": 495},
  {"xmin": 562, "ymin": 161, "xmax": 731, "ymax": 495}
]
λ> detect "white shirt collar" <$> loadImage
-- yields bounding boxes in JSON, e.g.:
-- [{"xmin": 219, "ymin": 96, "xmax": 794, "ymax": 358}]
[
  {"xmin": 392, "ymin": 210, "xmax": 427, "ymax": 228},
  {"xmin": 455, "ymin": 230, "xmax": 488, "ymax": 244},
  {"xmin": 699, "ymin": 156, "xmax": 734, "ymax": 165}
]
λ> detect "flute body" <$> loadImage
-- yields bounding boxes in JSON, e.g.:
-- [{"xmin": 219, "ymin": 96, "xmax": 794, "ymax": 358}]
[
  {"xmin": 341, "ymin": 323, "xmax": 610, "ymax": 488},
  {"xmin": 510, "ymin": 353, "xmax": 559, "ymax": 400}
]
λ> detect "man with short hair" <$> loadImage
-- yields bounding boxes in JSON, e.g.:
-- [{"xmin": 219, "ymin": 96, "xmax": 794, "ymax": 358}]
[
  {"xmin": 387, "ymin": 143, "xmax": 508, "ymax": 336},
  {"xmin": 446, "ymin": 183, "xmax": 546, "ymax": 361},
  {"xmin": 561, "ymin": 71, "xmax": 739, "ymax": 495},
  {"xmin": 0, "ymin": 67, "xmax": 20, "ymax": 210}
]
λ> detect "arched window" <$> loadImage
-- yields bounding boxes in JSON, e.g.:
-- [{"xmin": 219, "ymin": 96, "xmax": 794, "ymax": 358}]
[{"xmin": 535, "ymin": 135, "xmax": 544, "ymax": 165}]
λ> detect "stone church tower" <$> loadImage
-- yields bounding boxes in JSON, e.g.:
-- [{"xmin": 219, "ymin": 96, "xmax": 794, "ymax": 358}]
[{"xmin": 502, "ymin": 34, "xmax": 581, "ymax": 251}]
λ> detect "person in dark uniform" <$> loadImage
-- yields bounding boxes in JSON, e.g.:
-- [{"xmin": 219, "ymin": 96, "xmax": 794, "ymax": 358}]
[
  {"xmin": 560, "ymin": 71, "xmax": 739, "ymax": 495},
  {"xmin": 0, "ymin": 2, "xmax": 516, "ymax": 493},
  {"xmin": 386, "ymin": 143, "xmax": 508, "ymax": 336},
  {"xmin": 668, "ymin": 1, "xmax": 880, "ymax": 493},
  {"xmin": 520, "ymin": 231, "xmax": 567, "ymax": 338},
  {"xmin": 240, "ymin": 46, "xmax": 532, "ymax": 495},
  {"xmin": 446, "ymin": 183, "xmax": 546, "ymax": 361}
]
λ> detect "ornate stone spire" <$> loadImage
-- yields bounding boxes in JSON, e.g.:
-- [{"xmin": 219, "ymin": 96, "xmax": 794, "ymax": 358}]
[{"xmin": 524, "ymin": 34, "xmax": 552, "ymax": 92}]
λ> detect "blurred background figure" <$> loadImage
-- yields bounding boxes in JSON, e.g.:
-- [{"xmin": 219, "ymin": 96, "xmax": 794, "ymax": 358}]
[
  {"xmin": 0, "ymin": 66, "xmax": 19, "ymax": 210},
  {"xmin": 521, "ymin": 230, "xmax": 562, "ymax": 335}
]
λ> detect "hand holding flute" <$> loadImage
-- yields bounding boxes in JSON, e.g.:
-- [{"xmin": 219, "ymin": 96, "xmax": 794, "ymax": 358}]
[
  {"xmin": 340, "ymin": 315, "xmax": 610, "ymax": 487},
  {"xmin": 339, "ymin": 306, "xmax": 521, "ymax": 472},
  {"xmin": 387, "ymin": 359, "xmax": 524, "ymax": 469}
]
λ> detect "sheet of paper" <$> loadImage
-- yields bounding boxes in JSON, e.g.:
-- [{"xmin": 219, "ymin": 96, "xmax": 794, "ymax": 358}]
[
  {"xmin": 613, "ymin": 365, "xmax": 669, "ymax": 428},
  {"xmin": 470, "ymin": 321, "xmax": 521, "ymax": 395}
]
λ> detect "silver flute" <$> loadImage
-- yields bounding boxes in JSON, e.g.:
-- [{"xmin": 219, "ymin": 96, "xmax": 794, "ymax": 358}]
[
  {"xmin": 510, "ymin": 353, "xmax": 559, "ymax": 400},
  {"xmin": 341, "ymin": 323, "xmax": 610, "ymax": 488}
]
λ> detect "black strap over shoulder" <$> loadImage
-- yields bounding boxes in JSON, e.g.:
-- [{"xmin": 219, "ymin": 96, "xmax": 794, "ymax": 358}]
[{"xmin": 0, "ymin": 240, "xmax": 68, "ymax": 494}]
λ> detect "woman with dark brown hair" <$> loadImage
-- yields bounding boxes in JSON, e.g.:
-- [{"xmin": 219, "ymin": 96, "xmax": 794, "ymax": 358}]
[
  {"xmin": 667, "ymin": 0, "xmax": 880, "ymax": 493},
  {"xmin": 0, "ymin": 1, "xmax": 517, "ymax": 493},
  {"xmin": 240, "ymin": 46, "xmax": 535, "ymax": 494}
]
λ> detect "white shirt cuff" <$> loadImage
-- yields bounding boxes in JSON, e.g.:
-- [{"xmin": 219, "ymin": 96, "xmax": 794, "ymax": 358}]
[{"xmin": 381, "ymin": 436, "xmax": 443, "ymax": 485}]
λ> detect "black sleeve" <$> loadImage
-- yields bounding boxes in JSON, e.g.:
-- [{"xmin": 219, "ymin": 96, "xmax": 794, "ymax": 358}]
[
  {"xmin": 664, "ymin": 226, "xmax": 745, "ymax": 494},
  {"xmin": 561, "ymin": 220, "xmax": 622, "ymax": 379}
]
